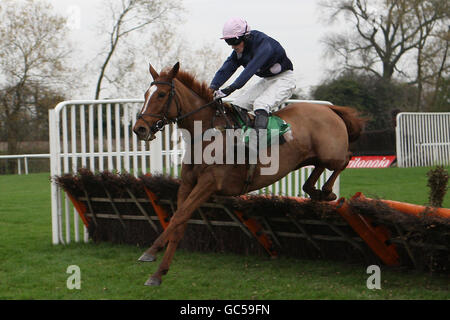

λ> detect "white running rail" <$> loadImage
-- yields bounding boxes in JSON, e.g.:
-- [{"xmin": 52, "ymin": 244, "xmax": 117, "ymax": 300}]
[{"xmin": 396, "ymin": 112, "xmax": 450, "ymax": 168}]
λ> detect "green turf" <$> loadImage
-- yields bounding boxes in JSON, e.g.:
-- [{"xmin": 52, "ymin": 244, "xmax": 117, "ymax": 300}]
[
  {"xmin": 0, "ymin": 169, "xmax": 449, "ymax": 300},
  {"xmin": 340, "ymin": 167, "xmax": 450, "ymax": 208}
]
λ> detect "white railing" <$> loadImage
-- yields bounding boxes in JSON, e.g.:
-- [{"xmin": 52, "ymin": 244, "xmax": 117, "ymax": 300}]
[
  {"xmin": 49, "ymin": 98, "xmax": 338, "ymax": 244},
  {"xmin": 0, "ymin": 154, "xmax": 50, "ymax": 175},
  {"xmin": 396, "ymin": 112, "xmax": 450, "ymax": 168}
]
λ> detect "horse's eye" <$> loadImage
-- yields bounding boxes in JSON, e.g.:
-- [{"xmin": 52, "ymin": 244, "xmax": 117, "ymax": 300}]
[{"xmin": 158, "ymin": 92, "xmax": 166, "ymax": 98}]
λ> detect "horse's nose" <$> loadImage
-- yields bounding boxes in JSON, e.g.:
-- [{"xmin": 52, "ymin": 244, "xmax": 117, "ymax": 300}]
[{"xmin": 133, "ymin": 125, "xmax": 149, "ymax": 140}]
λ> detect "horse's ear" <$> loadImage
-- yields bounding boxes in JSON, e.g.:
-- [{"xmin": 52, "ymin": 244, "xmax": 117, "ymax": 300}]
[
  {"xmin": 149, "ymin": 64, "xmax": 159, "ymax": 80},
  {"xmin": 168, "ymin": 62, "xmax": 180, "ymax": 79}
]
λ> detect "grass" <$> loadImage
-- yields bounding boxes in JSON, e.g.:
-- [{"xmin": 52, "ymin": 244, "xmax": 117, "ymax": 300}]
[
  {"xmin": 340, "ymin": 166, "xmax": 450, "ymax": 208},
  {"xmin": 0, "ymin": 168, "xmax": 449, "ymax": 300}
]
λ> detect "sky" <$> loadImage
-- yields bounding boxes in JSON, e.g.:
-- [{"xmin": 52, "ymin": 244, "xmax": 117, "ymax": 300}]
[{"xmin": 48, "ymin": 0, "xmax": 338, "ymax": 98}]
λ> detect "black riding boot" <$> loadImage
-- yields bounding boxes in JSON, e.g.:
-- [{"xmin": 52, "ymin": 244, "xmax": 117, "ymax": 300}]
[
  {"xmin": 254, "ymin": 109, "xmax": 269, "ymax": 130},
  {"xmin": 244, "ymin": 109, "xmax": 269, "ymax": 151},
  {"xmin": 253, "ymin": 109, "xmax": 269, "ymax": 151}
]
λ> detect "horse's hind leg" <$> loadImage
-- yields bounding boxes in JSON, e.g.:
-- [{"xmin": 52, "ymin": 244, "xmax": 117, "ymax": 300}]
[
  {"xmin": 303, "ymin": 164, "xmax": 345, "ymax": 202},
  {"xmin": 320, "ymin": 169, "xmax": 342, "ymax": 201},
  {"xmin": 321, "ymin": 155, "xmax": 351, "ymax": 201},
  {"xmin": 302, "ymin": 166, "xmax": 325, "ymax": 200}
]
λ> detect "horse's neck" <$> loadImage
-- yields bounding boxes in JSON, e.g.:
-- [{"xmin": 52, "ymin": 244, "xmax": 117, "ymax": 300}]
[{"xmin": 176, "ymin": 86, "xmax": 216, "ymax": 135}]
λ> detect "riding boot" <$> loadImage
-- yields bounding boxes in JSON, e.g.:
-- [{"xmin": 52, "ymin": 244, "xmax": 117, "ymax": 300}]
[
  {"xmin": 252, "ymin": 109, "xmax": 269, "ymax": 152},
  {"xmin": 254, "ymin": 109, "xmax": 269, "ymax": 131}
]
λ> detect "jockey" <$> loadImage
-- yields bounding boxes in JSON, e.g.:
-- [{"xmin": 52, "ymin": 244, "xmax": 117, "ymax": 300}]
[{"xmin": 210, "ymin": 17, "xmax": 296, "ymax": 132}]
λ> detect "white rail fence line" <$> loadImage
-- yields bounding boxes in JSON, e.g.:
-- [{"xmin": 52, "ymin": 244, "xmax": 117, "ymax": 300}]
[
  {"xmin": 0, "ymin": 154, "xmax": 50, "ymax": 175},
  {"xmin": 49, "ymin": 99, "xmax": 338, "ymax": 245},
  {"xmin": 396, "ymin": 112, "xmax": 450, "ymax": 168}
]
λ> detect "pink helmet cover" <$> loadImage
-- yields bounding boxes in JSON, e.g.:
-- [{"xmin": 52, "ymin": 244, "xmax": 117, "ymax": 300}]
[{"xmin": 221, "ymin": 17, "xmax": 251, "ymax": 39}]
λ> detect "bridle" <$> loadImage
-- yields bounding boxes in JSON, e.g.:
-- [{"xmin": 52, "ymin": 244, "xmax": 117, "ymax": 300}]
[
  {"xmin": 136, "ymin": 80, "xmax": 218, "ymax": 138},
  {"xmin": 136, "ymin": 80, "xmax": 180, "ymax": 136}
]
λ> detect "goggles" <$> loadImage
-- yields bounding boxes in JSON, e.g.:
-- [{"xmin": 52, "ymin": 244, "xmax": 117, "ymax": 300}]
[{"xmin": 225, "ymin": 37, "xmax": 244, "ymax": 46}]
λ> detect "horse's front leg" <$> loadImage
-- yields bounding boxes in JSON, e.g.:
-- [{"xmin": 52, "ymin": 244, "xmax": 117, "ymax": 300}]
[
  {"xmin": 138, "ymin": 182, "xmax": 193, "ymax": 262},
  {"xmin": 144, "ymin": 223, "xmax": 188, "ymax": 286},
  {"xmin": 144, "ymin": 173, "xmax": 217, "ymax": 286}
]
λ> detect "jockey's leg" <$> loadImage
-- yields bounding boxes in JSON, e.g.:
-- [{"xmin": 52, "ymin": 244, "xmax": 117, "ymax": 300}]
[
  {"xmin": 253, "ymin": 70, "xmax": 296, "ymax": 113},
  {"xmin": 232, "ymin": 77, "xmax": 267, "ymax": 111},
  {"xmin": 251, "ymin": 71, "xmax": 295, "ymax": 150}
]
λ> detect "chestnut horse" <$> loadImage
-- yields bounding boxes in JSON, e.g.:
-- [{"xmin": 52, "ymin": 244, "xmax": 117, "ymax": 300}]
[{"xmin": 133, "ymin": 62, "xmax": 364, "ymax": 286}]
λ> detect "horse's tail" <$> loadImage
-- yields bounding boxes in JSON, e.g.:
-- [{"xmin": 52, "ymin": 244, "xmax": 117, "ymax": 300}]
[{"xmin": 328, "ymin": 105, "xmax": 366, "ymax": 142}]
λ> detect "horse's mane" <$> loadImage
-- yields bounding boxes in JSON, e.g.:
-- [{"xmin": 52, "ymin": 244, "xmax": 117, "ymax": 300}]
[{"xmin": 160, "ymin": 68, "xmax": 214, "ymax": 102}]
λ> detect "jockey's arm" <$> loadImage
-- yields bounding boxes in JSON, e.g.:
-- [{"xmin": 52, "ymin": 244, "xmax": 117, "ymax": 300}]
[
  {"xmin": 210, "ymin": 54, "xmax": 240, "ymax": 90},
  {"xmin": 229, "ymin": 40, "xmax": 273, "ymax": 90}
]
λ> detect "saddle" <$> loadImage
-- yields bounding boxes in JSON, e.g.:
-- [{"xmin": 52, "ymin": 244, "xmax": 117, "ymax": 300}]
[{"xmin": 221, "ymin": 102, "xmax": 291, "ymax": 146}]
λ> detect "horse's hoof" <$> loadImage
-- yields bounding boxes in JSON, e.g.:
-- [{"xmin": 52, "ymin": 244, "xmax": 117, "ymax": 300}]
[
  {"xmin": 144, "ymin": 277, "xmax": 161, "ymax": 286},
  {"xmin": 138, "ymin": 252, "xmax": 156, "ymax": 262},
  {"xmin": 308, "ymin": 190, "xmax": 322, "ymax": 201},
  {"xmin": 322, "ymin": 192, "xmax": 337, "ymax": 201}
]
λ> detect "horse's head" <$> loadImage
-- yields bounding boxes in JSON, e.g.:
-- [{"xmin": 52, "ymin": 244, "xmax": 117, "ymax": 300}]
[{"xmin": 133, "ymin": 62, "xmax": 180, "ymax": 141}]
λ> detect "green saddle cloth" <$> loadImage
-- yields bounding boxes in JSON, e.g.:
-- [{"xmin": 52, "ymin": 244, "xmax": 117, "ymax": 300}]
[{"xmin": 241, "ymin": 115, "xmax": 291, "ymax": 146}]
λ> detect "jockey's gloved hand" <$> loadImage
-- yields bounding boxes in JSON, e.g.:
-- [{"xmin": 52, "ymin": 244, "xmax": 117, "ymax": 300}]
[{"xmin": 213, "ymin": 86, "xmax": 235, "ymax": 100}]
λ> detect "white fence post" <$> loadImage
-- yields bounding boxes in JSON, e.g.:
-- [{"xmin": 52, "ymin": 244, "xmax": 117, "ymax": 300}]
[
  {"xmin": 17, "ymin": 159, "xmax": 21, "ymax": 175},
  {"xmin": 24, "ymin": 157, "xmax": 29, "ymax": 174},
  {"xmin": 150, "ymin": 131, "xmax": 163, "ymax": 174},
  {"xmin": 49, "ymin": 109, "xmax": 61, "ymax": 245}
]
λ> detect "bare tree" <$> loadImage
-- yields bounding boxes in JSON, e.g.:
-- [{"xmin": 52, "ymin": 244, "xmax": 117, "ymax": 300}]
[
  {"xmin": 409, "ymin": 1, "xmax": 449, "ymax": 110},
  {"xmin": 94, "ymin": 0, "xmax": 183, "ymax": 99},
  {"xmin": 0, "ymin": 0, "xmax": 73, "ymax": 157},
  {"xmin": 106, "ymin": 23, "xmax": 188, "ymax": 98},
  {"xmin": 320, "ymin": 0, "xmax": 448, "ymax": 83},
  {"xmin": 416, "ymin": 26, "xmax": 449, "ymax": 110},
  {"xmin": 189, "ymin": 42, "xmax": 227, "ymax": 83},
  {"xmin": 147, "ymin": 30, "xmax": 225, "ymax": 82},
  {"xmin": 95, "ymin": 20, "xmax": 225, "ymax": 98},
  {"xmin": 427, "ymin": 28, "xmax": 449, "ymax": 110}
]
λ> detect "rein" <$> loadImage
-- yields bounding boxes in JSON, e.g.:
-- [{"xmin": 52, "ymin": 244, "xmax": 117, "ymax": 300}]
[{"xmin": 136, "ymin": 80, "xmax": 218, "ymax": 137}]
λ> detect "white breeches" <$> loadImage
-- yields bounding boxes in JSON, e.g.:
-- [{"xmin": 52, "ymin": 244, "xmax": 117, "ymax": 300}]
[{"xmin": 232, "ymin": 70, "xmax": 296, "ymax": 113}]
